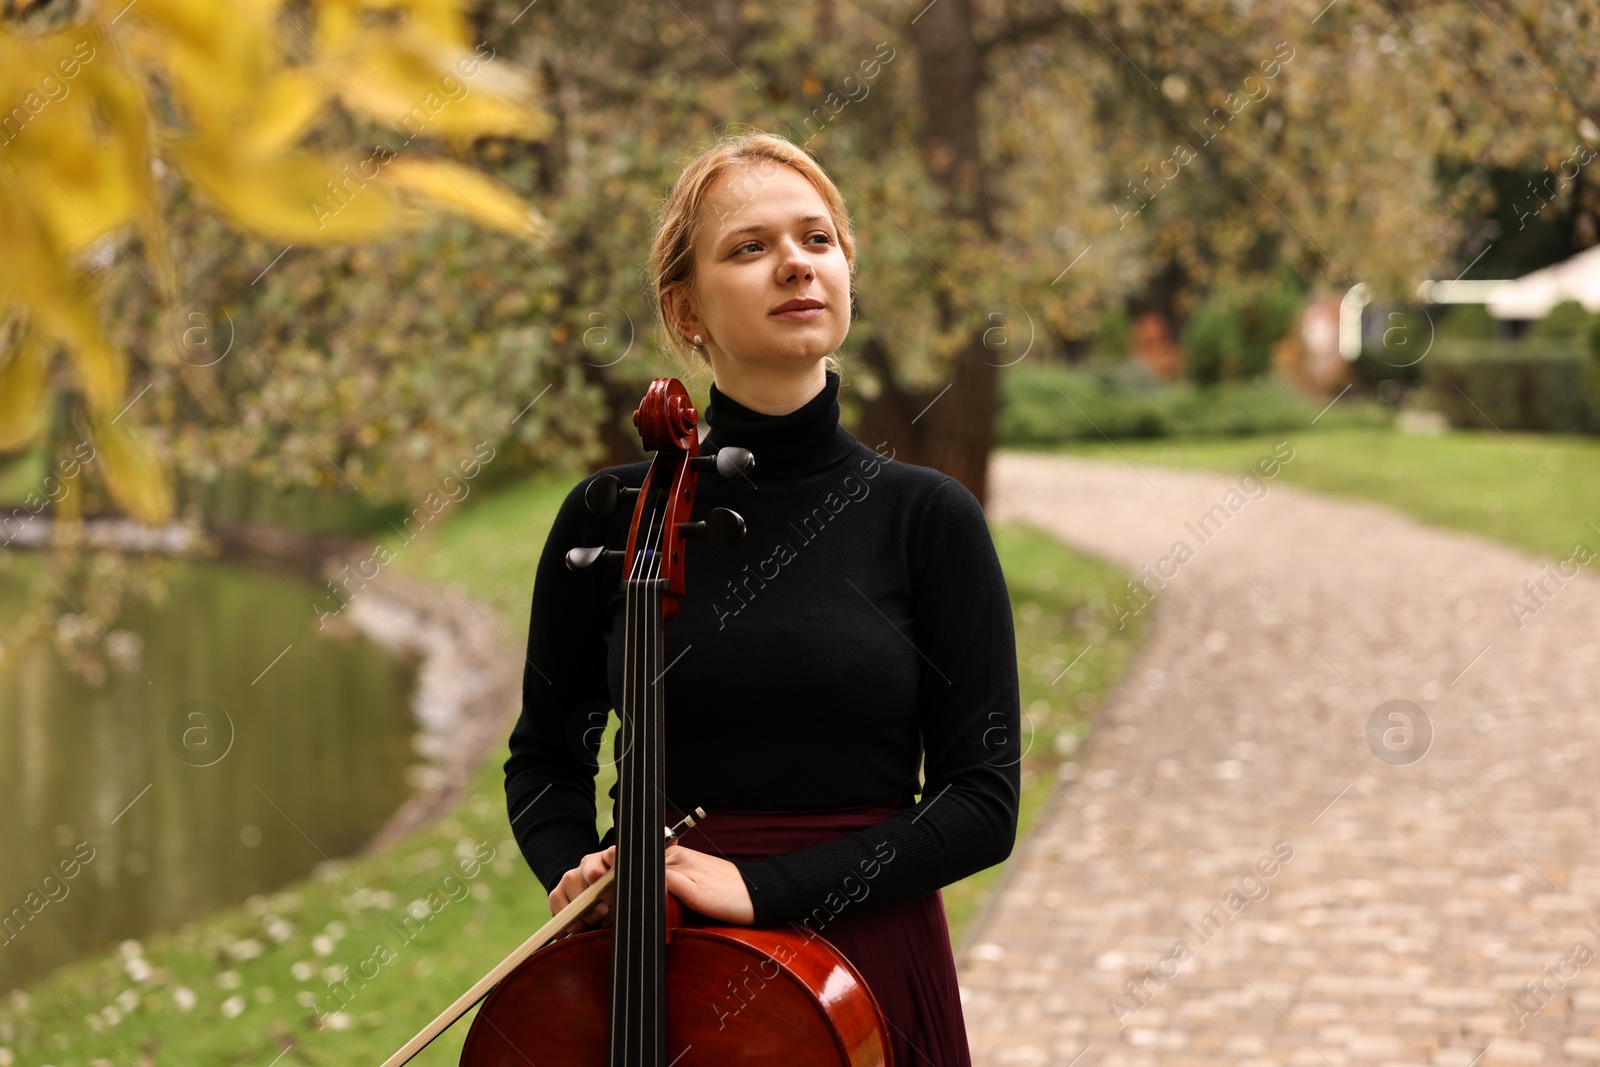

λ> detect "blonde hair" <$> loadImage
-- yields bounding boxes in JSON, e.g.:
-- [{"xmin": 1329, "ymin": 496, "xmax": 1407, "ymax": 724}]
[{"xmin": 648, "ymin": 130, "xmax": 856, "ymax": 371}]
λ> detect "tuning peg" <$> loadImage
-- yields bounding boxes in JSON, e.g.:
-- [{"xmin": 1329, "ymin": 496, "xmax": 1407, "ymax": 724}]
[
  {"xmin": 565, "ymin": 545, "xmax": 622, "ymax": 570},
  {"xmin": 716, "ymin": 447, "xmax": 755, "ymax": 479},
  {"xmin": 677, "ymin": 507, "xmax": 746, "ymax": 551},
  {"xmin": 584, "ymin": 475, "xmax": 640, "ymax": 517},
  {"xmin": 690, "ymin": 447, "xmax": 756, "ymax": 479}
]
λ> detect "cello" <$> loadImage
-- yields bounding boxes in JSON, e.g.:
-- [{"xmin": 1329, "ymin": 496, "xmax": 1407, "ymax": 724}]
[{"xmin": 380, "ymin": 377, "xmax": 893, "ymax": 1067}]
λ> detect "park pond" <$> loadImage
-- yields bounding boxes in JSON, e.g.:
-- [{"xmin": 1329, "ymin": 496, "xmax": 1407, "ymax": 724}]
[{"xmin": 0, "ymin": 550, "xmax": 422, "ymax": 995}]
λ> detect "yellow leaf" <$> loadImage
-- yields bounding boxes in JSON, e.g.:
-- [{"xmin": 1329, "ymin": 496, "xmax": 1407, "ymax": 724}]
[
  {"xmin": 311, "ymin": 0, "xmax": 363, "ymax": 50},
  {"xmin": 0, "ymin": 33, "xmax": 159, "ymax": 268},
  {"xmin": 121, "ymin": 0, "xmax": 280, "ymax": 136},
  {"xmin": 170, "ymin": 139, "xmax": 421, "ymax": 243},
  {"xmin": 61, "ymin": 326, "xmax": 127, "ymax": 417},
  {"xmin": 17, "ymin": 157, "xmax": 141, "ymax": 259},
  {"xmin": 88, "ymin": 410, "xmax": 173, "ymax": 526},
  {"xmin": 396, "ymin": 0, "xmax": 474, "ymax": 50},
  {"xmin": 77, "ymin": 44, "xmax": 171, "ymax": 293},
  {"xmin": 118, "ymin": 0, "xmax": 269, "ymax": 50},
  {"xmin": 0, "ymin": 325, "xmax": 52, "ymax": 451},
  {"xmin": 0, "ymin": 205, "xmax": 128, "ymax": 413},
  {"xmin": 385, "ymin": 157, "xmax": 547, "ymax": 238},
  {"xmin": 327, "ymin": 36, "xmax": 551, "ymax": 141},
  {"xmin": 244, "ymin": 69, "xmax": 325, "ymax": 156}
]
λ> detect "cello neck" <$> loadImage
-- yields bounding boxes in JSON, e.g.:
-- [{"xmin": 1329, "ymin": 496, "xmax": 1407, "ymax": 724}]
[{"xmin": 610, "ymin": 571, "xmax": 668, "ymax": 1066}]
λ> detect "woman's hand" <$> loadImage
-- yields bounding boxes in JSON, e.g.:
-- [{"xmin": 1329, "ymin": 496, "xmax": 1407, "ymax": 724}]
[
  {"xmin": 549, "ymin": 845, "xmax": 617, "ymax": 931},
  {"xmin": 664, "ymin": 844, "xmax": 755, "ymax": 925},
  {"xmin": 550, "ymin": 843, "xmax": 755, "ymax": 928}
]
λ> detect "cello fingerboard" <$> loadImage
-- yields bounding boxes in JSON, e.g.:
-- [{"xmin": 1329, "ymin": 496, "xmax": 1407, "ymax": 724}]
[{"xmin": 611, "ymin": 573, "xmax": 668, "ymax": 1066}]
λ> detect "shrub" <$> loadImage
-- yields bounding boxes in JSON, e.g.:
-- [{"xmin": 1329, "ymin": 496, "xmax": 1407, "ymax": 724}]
[
  {"xmin": 1182, "ymin": 300, "xmax": 1247, "ymax": 385},
  {"xmin": 1001, "ymin": 361, "xmax": 1169, "ymax": 442},
  {"xmin": 1421, "ymin": 337, "xmax": 1595, "ymax": 432},
  {"xmin": 1437, "ymin": 303, "xmax": 1496, "ymax": 339},
  {"xmin": 1091, "ymin": 304, "xmax": 1133, "ymax": 361},
  {"xmin": 1532, "ymin": 298, "xmax": 1593, "ymax": 339},
  {"xmin": 1588, "ymin": 313, "xmax": 1600, "ymax": 417},
  {"xmin": 998, "ymin": 362, "xmax": 1388, "ymax": 445},
  {"xmin": 1181, "ymin": 267, "xmax": 1306, "ymax": 384}
]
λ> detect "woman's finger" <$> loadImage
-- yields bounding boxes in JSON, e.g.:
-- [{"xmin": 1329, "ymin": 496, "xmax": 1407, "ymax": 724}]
[
  {"xmin": 580, "ymin": 845, "xmax": 615, "ymax": 881},
  {"xmin": 552, "ymin": 849, "xmax": 604, "ymax": 925}
]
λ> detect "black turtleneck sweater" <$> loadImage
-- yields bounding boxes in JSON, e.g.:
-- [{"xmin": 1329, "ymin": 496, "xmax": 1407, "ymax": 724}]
[{"xmin": 504, "ymin": 370, "xmax": 1021, "ymax": 926}]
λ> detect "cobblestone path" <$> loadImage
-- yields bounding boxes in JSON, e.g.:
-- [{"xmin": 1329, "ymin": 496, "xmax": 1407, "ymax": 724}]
[{"xmin": 956, "ymin": 450, "xmax": 1600, "ymax": 1067}]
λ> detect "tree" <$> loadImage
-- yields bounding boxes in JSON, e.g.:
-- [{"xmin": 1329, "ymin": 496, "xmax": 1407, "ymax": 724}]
[
  {"xmin": 480, "ymin": 0, "xmax": 1585, "ymax": 503},
  {"xmin": 12, "ymin": 0, "xmax": 1591, "ymax": 521}
]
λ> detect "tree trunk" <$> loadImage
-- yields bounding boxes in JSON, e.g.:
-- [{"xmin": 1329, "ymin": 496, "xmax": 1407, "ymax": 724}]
[{"xmin": 857, "ymin": 0, "xmax": 1000, "ymax": 505}]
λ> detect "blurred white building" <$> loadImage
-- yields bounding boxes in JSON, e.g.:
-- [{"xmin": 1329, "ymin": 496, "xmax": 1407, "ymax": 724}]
[{"xmin": 1417, "ymin": 243, "xmax": 1600, "ymax": 321}]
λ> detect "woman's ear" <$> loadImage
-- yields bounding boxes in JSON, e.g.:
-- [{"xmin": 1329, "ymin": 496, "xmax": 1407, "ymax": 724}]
[{"xmin": 666, "ymin": 283, "xmax": 702, "ymax": 344}]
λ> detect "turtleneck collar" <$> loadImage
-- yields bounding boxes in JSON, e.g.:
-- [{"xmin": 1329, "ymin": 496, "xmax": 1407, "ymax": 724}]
[{"xmin": 702, "ymin": 369, "xmax": 856, "ymax": 480}]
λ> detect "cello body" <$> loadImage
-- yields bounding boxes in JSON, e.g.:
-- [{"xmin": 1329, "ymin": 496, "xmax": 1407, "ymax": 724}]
[{"xmin": 461, "ymin": 920, "xmax": 891, "ymax": 1065}]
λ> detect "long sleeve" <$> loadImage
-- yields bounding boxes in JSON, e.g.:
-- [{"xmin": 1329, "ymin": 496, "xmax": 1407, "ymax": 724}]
[
  {"xmin": 727, "ymin": 477, "xmax": 1022, "ymax": 927},
  {"xmin": 504, "ymin": 475, "xmax": 614, "ymax": 895}
]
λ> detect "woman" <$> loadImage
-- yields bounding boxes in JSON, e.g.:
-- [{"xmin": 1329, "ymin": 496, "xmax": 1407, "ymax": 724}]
[{"xmin": 504, "ymin": 130, "xmax": 1021, "ymax": 1064}]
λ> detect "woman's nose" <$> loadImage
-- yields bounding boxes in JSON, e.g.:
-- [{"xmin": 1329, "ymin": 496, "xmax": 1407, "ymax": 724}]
[{"xmin": 778, "ymin": 241, "xmax": 813, "ymax": 280}]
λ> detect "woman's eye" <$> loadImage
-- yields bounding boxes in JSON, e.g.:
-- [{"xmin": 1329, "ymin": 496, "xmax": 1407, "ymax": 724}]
[{"xmin": 735, "ymin": 234, "xmax": 830, "ymax": 255}]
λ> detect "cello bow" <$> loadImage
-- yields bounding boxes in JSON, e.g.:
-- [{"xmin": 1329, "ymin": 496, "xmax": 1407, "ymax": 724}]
[{"xmin": 377, "ymin": 812, "xmax": 704, "ymax": 1067}]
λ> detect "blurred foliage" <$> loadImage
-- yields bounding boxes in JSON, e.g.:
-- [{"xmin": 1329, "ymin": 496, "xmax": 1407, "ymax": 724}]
[
  {"xmin": 1437, "ymin": 303, "xmax": 1498, "ymax": 339},
  {"xmin": 1181, "ymin": 297, "xmax": 1249, "ymax": 385},
  {"xmin": 1531, "ymin": 297, "xmax": 1593, "ymax": 338},
  {"xmin": 999, "ymin": 360, "xmax": 1390, "ymax": 444},
  {"xmin": 0, "ymin": 0, "xmax": 551, "ymax": 525},
  {"xmin": 0, "ymin": 0, "xmax": 1595, "ymax": 538},
  {"xmin": 1588, "ymin": 311, "xmax": 1600, "ymax": 417},
  {"xmin": 1448, "ymin": 159, "xmax": 1600, "ymax": 282},
  {"xmin": 1421, "ymin": 336, "xmax": 1597, "ymax": 432},
  {"xmin": 1422, "ymin": 297, "xmax": 1600, "ymax": 435},
  {"xmin": 1090, "ymin": 303, "xmax": 1132, "ymax": 360},
  {"xmin": 1181, "ymin": 265, "xmax": 1305, "ymax": 384}
]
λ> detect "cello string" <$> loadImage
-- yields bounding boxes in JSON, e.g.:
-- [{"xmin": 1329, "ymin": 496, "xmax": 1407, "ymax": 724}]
[
  {"xmin": 623, "ymin": 487, "xmax": 648, "ymax": 1062},
  {"xmin": 640, "ymin": 495, "xmax": 661, "ymax": 1059},
  {"xmin": 644, "ymin": 479, "xmax": 668, "ymax": 1064},
  {"xmin": 618, "ymin": 543, "xmax": 629, "ymax": 1066},
  {"xmin": 624, "ymin": 494, "xmax": 646, "ymax": 1062},
  {"xmin": 644, "ymin": 485, "xmax": 671, "ymax": 1057},
  {"xmin": 619, "ymin": 486, "xmax": 651, "ymax": 1063},
  {"xmin": 628, "ymin": 485, "xmax": 667, "ymax": 1060},
  {"xmin": 615, "ymin": 499, "xmax": 632, "ymax": 1067}
]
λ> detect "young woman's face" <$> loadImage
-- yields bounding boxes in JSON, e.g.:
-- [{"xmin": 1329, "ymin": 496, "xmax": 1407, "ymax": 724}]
[{"xmin": 683, "ymin": 162, "xmax": 851, "ymax": 371}]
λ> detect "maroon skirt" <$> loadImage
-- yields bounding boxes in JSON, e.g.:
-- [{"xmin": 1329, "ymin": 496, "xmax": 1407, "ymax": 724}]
[{"xmin": 664, "ymin": 796, "xmax": 972, "ymax": 1067}]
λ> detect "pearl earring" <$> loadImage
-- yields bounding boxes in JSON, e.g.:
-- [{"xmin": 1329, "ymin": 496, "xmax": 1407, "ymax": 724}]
[{"xmin": 693, "ymin": 334, "xmax": 703, "ymax": 345}]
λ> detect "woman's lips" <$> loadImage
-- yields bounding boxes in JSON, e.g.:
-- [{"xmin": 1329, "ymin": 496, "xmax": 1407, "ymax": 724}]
[{"xmin": 772, "ymin": 306, "xmax": 825, "ymax": 320}]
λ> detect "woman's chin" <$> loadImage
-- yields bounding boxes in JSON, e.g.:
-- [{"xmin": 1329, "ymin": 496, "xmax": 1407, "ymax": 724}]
[{"xmin": 752, "ymin": 327, "xmax": 845, "ymax": 362}]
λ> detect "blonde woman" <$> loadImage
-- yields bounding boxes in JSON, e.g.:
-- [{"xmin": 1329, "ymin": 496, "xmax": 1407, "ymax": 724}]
[{"xmin": 505, "ymin": 130, "xmax": 1021, "ymax": 1064}]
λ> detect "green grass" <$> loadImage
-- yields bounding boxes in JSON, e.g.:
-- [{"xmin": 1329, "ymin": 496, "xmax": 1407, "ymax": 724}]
[
  {"xmin": 379, "ymin": 472, "xmax": 571, "ymax": 634},
  {"xmin": 941, "ymin": 523, "xmax": 1148, "ymax": 943},
  {"xmin": 2, "ymin": 473, "xmax": 1145, "ymax": 1066},
  {"xmin": 1040, "ymin": 426, "xmax": 1600, "ymax": 561}
]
